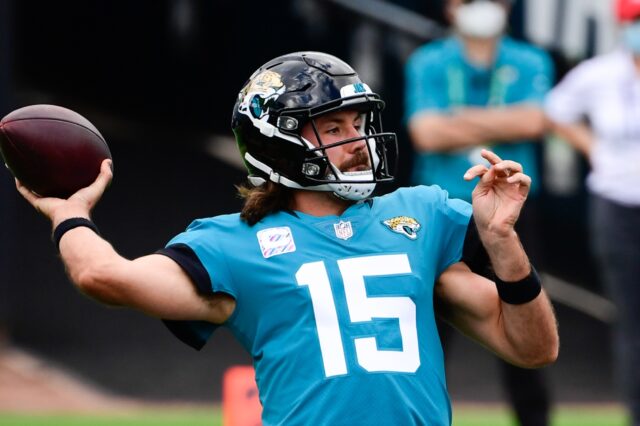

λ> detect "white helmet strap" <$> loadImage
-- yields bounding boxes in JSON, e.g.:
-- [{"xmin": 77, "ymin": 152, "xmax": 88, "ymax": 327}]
[{"xmin": 244, "ymin": 152, "xmax": 376, "ymax": 200}]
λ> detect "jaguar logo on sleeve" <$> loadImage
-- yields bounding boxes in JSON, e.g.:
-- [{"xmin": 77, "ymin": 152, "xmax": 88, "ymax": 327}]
[{"xmin": 382, "ymin": 216, "xmax": 421, "ymax": 240}]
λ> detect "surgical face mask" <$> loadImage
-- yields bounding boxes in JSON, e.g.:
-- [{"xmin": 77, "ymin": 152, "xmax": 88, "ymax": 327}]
[
  {"xmin": 622, "ymin": 21, "xmax": 640, "ymax": 55},
  {"xmin": 454, "ymin": 0, "xmax": 507, "ymax": 39}
]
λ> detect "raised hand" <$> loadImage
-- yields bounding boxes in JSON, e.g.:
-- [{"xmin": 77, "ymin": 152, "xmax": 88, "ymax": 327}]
[
  {"xmin": 463, "ymin": 149, "xmax": 531, "ymax": 240},
  {"xmin": 16, "ymin": 159, "xmax": 113, "ymax": 227}
]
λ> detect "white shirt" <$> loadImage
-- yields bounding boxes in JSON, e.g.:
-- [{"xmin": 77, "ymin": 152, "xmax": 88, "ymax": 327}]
[{"xmin": 545, "ymin": 49, "xmax": 640, "ymax": 206}]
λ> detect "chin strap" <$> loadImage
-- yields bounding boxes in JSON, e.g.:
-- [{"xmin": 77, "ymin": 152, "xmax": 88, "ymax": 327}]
[
  {"xmin": 244, "ymin": 152, "xmax": 374, "ymax": 200},
  {"xmin": 245, "ymin": 153, "xmax": 291, "ymax": 186},
  {"xmin": 245, "ymin": 153, "xmax": 322, "ymax": 190}
]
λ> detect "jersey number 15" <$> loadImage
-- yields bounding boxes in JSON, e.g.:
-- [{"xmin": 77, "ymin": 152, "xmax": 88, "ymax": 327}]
[{"xmin": 296, "ymin": 254, "xmax": 420, "ymax": 377}]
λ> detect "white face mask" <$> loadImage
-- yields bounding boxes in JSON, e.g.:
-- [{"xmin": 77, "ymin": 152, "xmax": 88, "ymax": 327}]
[{"xmin": 454, "ymin": 1, "xmax": 507, "ymax": 39}]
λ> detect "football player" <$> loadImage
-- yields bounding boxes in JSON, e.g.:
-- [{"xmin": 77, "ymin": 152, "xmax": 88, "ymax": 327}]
[{"xmin": 17, "ymin": 51, "xmax": 558, "ymax": 426}]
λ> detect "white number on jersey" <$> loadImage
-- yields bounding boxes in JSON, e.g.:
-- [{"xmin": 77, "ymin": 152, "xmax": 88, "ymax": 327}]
[{"xmin": 296, "ymin": 254, "xmax": 420, "ymax": 377}]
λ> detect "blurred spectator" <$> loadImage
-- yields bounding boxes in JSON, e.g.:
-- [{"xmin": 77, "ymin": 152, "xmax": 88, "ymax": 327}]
[
  {"xmin": 404, "ymin": 1, "xmax": 554, "ymax": 425},
  {"xmin": 545, "ymin": 0, "xmax": 640, "ymax": 423}
]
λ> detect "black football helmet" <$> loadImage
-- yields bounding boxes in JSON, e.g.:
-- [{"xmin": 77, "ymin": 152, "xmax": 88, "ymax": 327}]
[{"xmin": 231, "ymin": 51, "xmax": 397, "ymax": 200}]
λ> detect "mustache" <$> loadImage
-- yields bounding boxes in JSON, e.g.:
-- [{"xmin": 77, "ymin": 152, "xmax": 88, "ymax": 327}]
[{"xmin": 339, "ymin": 149, "xmax": 371, "ymax": 172}]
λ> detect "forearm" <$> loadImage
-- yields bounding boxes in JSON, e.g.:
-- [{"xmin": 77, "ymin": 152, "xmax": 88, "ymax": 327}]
[
  {"xmin": 57, "ymin": 224, "xmax": 130, "ymax": 306},
  {"xmin": 499, "ymin": 290, "xmax": 558, "ymax": 368},
  {"xmin": 437, "ymin": 263, "xmax": 558, "ymax": 368},
  {"xmin": 410, "ymin": 106, "xmax": 546, "ymax": 152},
  {"xmin": 55, "ymin": 219, "xmax": 234, "ymax": 323},
  {"xmin": 482, "ymin": 230, "xmax": 530, "ymax": 281},
  {"xmin": 473, "ymin": 219, "xmax": 558, "ymax": 366},
  {"xmin": 482, "ymin": 231, "xmax": 558, "ymax": 366}
]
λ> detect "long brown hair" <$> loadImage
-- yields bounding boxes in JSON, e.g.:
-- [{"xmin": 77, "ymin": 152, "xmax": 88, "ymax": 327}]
[{"xmin": 237, "ymin": 181, "xmax": 294, "ymax": 226}]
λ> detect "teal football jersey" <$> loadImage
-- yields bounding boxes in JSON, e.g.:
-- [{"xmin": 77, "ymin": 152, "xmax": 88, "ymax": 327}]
[{"xmin": 165, "ymin": 186, "xmax": 472, "ymax": 426}]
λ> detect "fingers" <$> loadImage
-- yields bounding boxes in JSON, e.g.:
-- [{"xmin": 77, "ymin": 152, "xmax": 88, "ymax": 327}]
[
  {"xmin": 72, "ymin": 159, "xmax": 113, "ymax": 206},
  {"xmin": 83, "ymin": 159, "xmax": 113, "ymax": 192},
  {"xmin": 465, "ymin": 151, "xmax": 524, "ymax": 181},
  {"xmin": 15, "ymin": 178, "xmax": 53, "ymax": 216},
  {"xmin": 507, "ymin": 171, "xmax": 531, "ymax": 197},
  {"xmin": 506, "ymin": 171, "xmax": 531, "ymax": 186},
  {"xmin": 464, "ymin": 164, "xmax": 489, "ymax": 181},
  {"xmin": 493, "ymin": 160, "xmax": 523, "ymax": 178},
  {"xmin": 14, "ymin": 160, "xmax": 113, "ymax": 223},
  {"xmin": 93, "ymin": 159, "xmax": 114, "ymax": 191},
  {"xmin": 15, "ymin": 179, "xmax": 40, "ymax": 205},
  {"xmin": 15, "ymin": 159, "xmax": 112, "ymax": 202},
  {"xmin": 465, "ymin": 154, "xmax": 530, "ymax": 197},
  {"xmin": 480, "ymin": 149, "xmax": 502, "ymax": 165}
]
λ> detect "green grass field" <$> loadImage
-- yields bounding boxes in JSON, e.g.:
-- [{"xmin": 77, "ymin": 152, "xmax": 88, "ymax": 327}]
[
  {"xmin": 0, "ymin": 404, "xmax": 628, "ymax": 426},
  {"xmin": 0, "ymin": 410, "xmax": 220, "ymax": 426},
  {"xmin": 453, "ymin": 404, "xmax": 628, "ymax": 426}
]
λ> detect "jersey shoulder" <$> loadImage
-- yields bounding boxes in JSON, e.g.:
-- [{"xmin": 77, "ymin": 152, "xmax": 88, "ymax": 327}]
[
  {"xmin": 167, "ymin": 212, "xmax": 253, "ymax": 252},
  {"xmin": 181, "ymin": 212, "xmax": 245, "ymax": 237},
  {"xmin": 375, "ymin": 185, "xmax": 471, "ymax": 221},
  {"xmin": 175, "ymin": 211, "xmax": 303, "ymax": 247}
]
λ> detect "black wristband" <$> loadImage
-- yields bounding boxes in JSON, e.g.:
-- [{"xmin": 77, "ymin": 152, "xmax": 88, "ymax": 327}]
[
  {"xmin": 52, "ymin": 217, "xmax": 100, "ymax": 251},
  {"xmin": 495, "ymin": 265, "xmax": 542, "ymax": 305}
]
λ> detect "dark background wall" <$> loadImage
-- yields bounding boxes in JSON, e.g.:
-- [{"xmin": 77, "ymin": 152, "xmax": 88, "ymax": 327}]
[{"xmin": 0, "ymin": 0, "xmax": 614, "ymax": 403}]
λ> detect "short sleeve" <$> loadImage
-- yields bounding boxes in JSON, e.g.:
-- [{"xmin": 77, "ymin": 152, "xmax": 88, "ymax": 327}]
[
  {"xmin": 155, "ymin": 218, "xmax": 239, "ymax": 350},
  {"xmin": 165, "ymin": 219, "xmax": 236, "ymax": 297},
  {"xmin": 157, "ymin": 243, "xmax": 214, "ymax": 296},
  {"xmin": 437, "ymin": 191, "xmax": 473, "ymax": 275},
  {"xmin": 162, "ymin": 319, "xmax": 217, "ymax": 350}
]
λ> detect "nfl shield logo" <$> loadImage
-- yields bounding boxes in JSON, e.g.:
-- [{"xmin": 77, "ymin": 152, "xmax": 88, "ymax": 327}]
[{"xmin": 333, "ymin": 220, "xmax": 353, "ymax": 240}]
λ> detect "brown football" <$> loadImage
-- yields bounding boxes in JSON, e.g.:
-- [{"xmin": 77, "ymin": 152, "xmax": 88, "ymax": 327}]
[{"xmin": 0, "ymin": 104, "xmax": 111, "ymax": 198}]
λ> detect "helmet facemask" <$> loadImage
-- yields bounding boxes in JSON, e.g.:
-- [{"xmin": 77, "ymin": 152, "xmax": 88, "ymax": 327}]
[{"xmin": 296, "ymin": 99, "xmax": 395, "ymax": 200}]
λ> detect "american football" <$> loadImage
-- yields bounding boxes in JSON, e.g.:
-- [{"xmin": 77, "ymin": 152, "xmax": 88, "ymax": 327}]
[{"xmin": 0, "ymin": 104, "xmax": 111, "ymax": 198}]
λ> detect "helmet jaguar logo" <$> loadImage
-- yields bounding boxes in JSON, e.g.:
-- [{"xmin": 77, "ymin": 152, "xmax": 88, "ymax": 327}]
[
  {"xmin": 383, "ymin": 216, "xmax": 421, "ymax": 240},
  {"xmin": 239, "ymin": 70, "xmax": 286, "ymax": 119},
  {"xmin": 242, "ymin": 70, "xmax": 284, "ymax": 96}
]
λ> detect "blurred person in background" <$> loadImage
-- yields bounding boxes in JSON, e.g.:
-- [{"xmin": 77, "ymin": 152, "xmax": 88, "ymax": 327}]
[
  {"xmin": 545, "ymin": 0, "xmax": 640, "ymax": 423},
  {"xmin": 13, "ymin": 51, "xmax": 559, "ymax": 426},
  {"xmin": 404, "ymin": 1, "xmax": 554, "ymax": 425}
]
